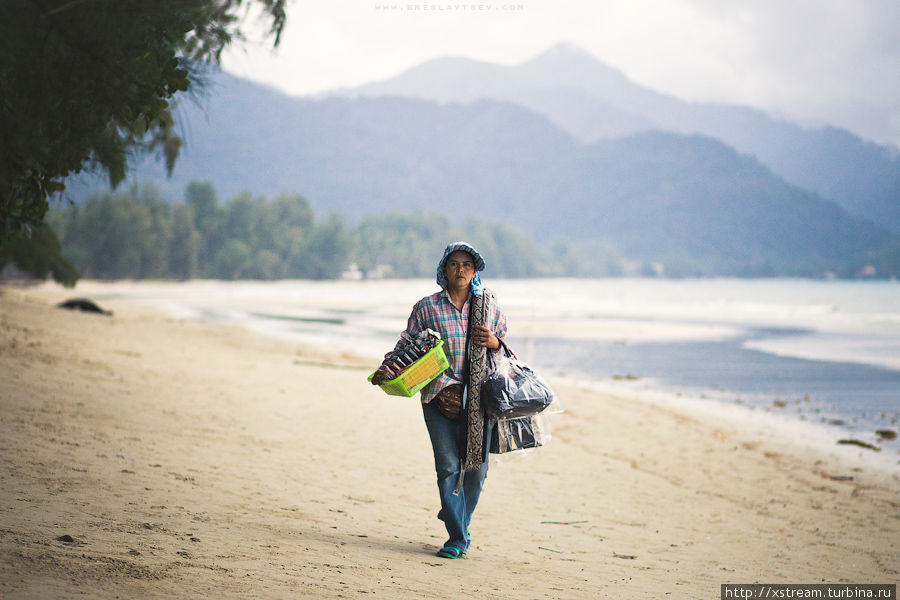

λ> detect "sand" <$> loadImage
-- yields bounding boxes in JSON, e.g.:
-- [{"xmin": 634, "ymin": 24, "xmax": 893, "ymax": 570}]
[{"xmin": 1, "ymin": 284, "xmax": 898, "ymax": 599}]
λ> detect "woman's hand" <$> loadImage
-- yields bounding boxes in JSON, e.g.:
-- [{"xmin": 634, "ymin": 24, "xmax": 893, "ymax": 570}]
[{"xmin": 471, "ymin": 325, "xmax": 500, "ymax": 349}]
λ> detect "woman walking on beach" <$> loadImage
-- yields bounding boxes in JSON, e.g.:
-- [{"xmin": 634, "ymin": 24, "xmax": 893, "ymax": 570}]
[{"xmin": 372, "ymin": 242, "xmax": 507, "ymax": 559}]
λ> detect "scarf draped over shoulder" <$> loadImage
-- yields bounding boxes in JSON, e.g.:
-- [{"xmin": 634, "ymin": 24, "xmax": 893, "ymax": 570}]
[
  {"xmin": 435, "ymin": 241, "xmax": 492, "ymax": 474},
  {"xmin": 462, "ymin": 286, "xmax": 493, "ymax": 472},
  {"xmin": 433, "ymin": 241, "xmax": 503, "ymax": 480}
]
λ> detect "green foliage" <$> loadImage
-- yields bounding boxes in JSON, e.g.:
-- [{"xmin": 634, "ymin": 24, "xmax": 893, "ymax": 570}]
[
  {"xmin": 354, "ymin": 213, "xmax": 454, "ymax": 277},
  {"xmin": 169, "ymin": 204, "xmax": 199, "ymax": 280},
  {"xmin": 462, "ymin": 220, "xmax": 553, "ymax": 278},
  {"xmin": 40, "ymin": 182, "xmax": 624, "ymax": 282},
  {"xmin": 0, "ymin": 0, "xmax": 287, "ymax": 243},
  {"xmin": 547, "ymin": 240, "xmax": 624, "ymax": 278},
  {"xmin": 350, "ymin": 212, "xmax": 620, "ymax": 279},
  {"xmin": 47, "ymin": 183, "xmax": 355, "ymax": 281},
  {"xmin": 30, "ymin": 177, "xmax": 899, "ymax": 282},
  {"xmin": 186, "ymin": 181, "xmax": 223, "ymax": 270},
  {"xmin": 0, "ymin": 222, "xmax": 79, "ymax": 287},
  {"xmin": 304, "ymin": 215, "xmax": 352, "ymax": 280}
]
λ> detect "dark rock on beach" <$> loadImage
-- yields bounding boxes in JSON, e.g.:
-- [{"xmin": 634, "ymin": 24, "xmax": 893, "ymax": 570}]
[
  {"xmin": 837, "ymin": 439, "xmax": 881, "ymax": 452},
  {"xmin": 57, "ymin": 298, "xmax": 112, "ymax": 316}
]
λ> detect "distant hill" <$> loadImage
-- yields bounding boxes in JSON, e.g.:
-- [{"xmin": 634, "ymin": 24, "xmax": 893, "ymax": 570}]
[
  {"xmin": 545, "ymin": 132, "xmax": 894, "ymax": 276},
  {"xmin": 351, "ymin": 43, "xmax": 900, "ymax": 233},
  {"xmin": 65, "ymin": 70, "xmax": 898, "ymax": 277}
]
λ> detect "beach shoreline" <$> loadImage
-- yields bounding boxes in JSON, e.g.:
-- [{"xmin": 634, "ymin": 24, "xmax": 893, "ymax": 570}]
[
  {"xmin": 34, "ymin": 278, "xmax": 900, "ymax": 459},
  {"xmin": 1, "ymin": 284, "xmax": 898, "ymax": 599}
]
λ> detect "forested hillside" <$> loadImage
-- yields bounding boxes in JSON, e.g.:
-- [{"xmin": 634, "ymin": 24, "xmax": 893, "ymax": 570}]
[
  {"xmin": 59, "ymin": 70, "xmax": 900, "ymax": 279},
  {"xmin": 47, "ymin": 183, "xmax": 623, "ymax": 281},
  {"xmin": 354, "ymin": 44, "xmax": 900, "ymax": 233}
]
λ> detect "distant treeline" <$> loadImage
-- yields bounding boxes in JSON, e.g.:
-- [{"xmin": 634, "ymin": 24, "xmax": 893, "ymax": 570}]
[{"xmin": 46, "ymin": 182, "xmax": 624, "ymax": 281}]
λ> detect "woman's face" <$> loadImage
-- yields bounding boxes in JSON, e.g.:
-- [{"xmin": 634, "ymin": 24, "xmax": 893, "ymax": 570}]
[{"xmin": 444, "ymin": 250, "xmax": 476, "ymax": 291}]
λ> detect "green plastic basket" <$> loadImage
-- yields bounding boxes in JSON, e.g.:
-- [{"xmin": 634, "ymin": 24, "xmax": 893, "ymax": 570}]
[{"xmin": 368, "ymin": 340, "xmax": 450, "ymax": 397}]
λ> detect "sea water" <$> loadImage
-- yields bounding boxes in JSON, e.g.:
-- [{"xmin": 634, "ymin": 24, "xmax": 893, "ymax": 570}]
[
  {"xmin": 494, "ymin": 279, "xmax": 900, "ymax": 431},
  {"xmin": 82, "ymin": 278, "xmax": 900, "ymax": 458},
  {"xmin": 503, "ymin": 279, "xmax": 900, "ymax": 462}
]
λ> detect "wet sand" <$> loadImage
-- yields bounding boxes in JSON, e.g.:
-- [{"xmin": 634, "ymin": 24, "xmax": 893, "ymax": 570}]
[{"xmin": 1, "ymin": 285, "xmax": 898, "ymax": 599}]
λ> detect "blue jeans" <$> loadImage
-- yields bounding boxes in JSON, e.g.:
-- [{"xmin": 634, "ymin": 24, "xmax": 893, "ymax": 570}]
[{"xmin": 422, "ymin": 401, "xmax": 489, "ymax": 552}]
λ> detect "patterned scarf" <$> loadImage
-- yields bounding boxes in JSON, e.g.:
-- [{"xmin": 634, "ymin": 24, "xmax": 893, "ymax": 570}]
[{"xmin": 463, "ymin": 288, "xmax": 491, "ymax": 472}]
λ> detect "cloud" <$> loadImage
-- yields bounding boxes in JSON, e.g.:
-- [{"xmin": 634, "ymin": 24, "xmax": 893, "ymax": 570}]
[
  {"xmin": 222, "ymin": 0, "xmax": 900, "ymax": 147},
  {"xmin": 681, "ymin": 0, "xmax": 900, "ymax": 144}
]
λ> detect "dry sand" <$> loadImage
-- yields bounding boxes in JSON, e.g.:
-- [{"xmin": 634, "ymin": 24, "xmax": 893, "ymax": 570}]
[{"xmin": 1, "ymin": 285, "xmax": 898, "ymax": 599}]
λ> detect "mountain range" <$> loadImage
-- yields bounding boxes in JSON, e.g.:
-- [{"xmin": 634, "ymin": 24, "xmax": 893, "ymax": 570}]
[
  {"xmin": 351, "ymin": 43, "xmax": 900, "ymax": 234},
  {"xmin": 66, "ymin": 44, "xmax": 900, "ymax": 277}
]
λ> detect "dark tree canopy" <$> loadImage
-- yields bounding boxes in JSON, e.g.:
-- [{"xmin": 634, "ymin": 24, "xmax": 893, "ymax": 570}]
[{"xmin": 0, "ymin": 0, "xmax": 287, "ymax": 243}]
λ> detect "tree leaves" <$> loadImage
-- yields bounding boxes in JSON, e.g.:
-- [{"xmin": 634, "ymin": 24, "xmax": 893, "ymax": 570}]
[
  {"xmin": 0, "ymin": 0, "xmax": 287, "ymax": 242},
  {"xmin": 41, "ymin": 183, "xmax": 617, "ymax": 282}
]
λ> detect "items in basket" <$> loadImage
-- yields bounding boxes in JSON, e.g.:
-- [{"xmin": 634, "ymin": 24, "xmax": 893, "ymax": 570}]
[
  {"xmin": 380, "ymin": 328, "xmax": 442, "ymax": 379},
  {"xmin": 368, "ymin": 329, "xmax": 451, "ymax": 397}
]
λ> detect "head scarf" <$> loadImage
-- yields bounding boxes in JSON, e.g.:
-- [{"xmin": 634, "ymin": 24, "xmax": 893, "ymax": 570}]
[{"xmin": 435, "ymin": 241, "xmax": 486, "ymax": 296}]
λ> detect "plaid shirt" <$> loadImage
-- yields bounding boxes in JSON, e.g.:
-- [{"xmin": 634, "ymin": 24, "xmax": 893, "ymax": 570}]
[{"xmin": 393, "ymin": 288, "xmax": 507, "ymax": 403}]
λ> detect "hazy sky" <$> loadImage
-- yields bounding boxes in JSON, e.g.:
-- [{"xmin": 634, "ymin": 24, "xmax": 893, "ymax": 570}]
[{"xmin": 222, "ymin": 0, "xmax": 900, "ymax": 148}]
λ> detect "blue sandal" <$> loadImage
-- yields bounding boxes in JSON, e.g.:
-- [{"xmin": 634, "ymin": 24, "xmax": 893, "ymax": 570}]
[{"xmin": 436, "ymin": 545, "xmax": 464, "ymax": 559}]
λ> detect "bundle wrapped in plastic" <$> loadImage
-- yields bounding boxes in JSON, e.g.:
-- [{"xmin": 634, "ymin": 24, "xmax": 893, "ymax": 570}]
[
  {"xmin": 483, "ymin": 346, "xmax": 556, "ymax": 420},
  {"xmin": 490, "ymin": 413, "xmax": 551, "ymax": 454}
]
